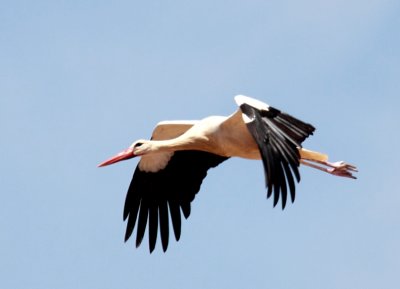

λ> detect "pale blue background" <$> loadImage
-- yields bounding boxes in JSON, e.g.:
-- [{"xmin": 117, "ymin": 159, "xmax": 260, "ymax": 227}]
[{"xmin": 1, "ymin": 1, "xmax": 399, "ymax": 288}]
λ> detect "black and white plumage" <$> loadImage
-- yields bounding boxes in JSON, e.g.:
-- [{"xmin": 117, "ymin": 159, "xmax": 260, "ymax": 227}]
[
  {"xmin": 99, "ymin": 95, "xmax": 357, "ymax": 252},
  {"xmin": 124, "ymin": 151, "xmax": 227, "ymax": 252},
  {"xmin": 239, "ymin": 101, "xmax": 316, "ymax": 209}
]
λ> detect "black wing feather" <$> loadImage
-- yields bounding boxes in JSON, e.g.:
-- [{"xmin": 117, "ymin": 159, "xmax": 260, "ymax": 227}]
[
  {"xmin": 148, "ymin": 202, "xmax": 158, "ymax": 253},
  {"xmin": 180, "ymin": 202, "xmax": 191, "ymax": 219},
  {"xmin": 168, "ymin": 199, "xmax": 181, "ymax": 241},
  {"xmin": 135, "ymin": 200, "xmax": 148, "ymax": 247},
  {"xmin": 123, "ymin": 150, "xmax": 228, "ymax": 252},
  {"xmin": 240, "ymin": 103, "xmax": 315, "ymax": 209},
  {"xmin": 158, "ymin": 200, "xmax": 169, "ymax": 252}
]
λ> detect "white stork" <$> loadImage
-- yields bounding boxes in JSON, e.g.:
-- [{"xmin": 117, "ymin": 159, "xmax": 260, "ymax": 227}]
[{"xmin": 99, "ymin": 95, "xmax": 357, "ymax": 253}]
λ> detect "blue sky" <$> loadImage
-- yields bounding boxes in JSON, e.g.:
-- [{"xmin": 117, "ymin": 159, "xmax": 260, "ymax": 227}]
[{"xmin": 1, "ymin": 0, "xmax": 399, "ymax": 288}]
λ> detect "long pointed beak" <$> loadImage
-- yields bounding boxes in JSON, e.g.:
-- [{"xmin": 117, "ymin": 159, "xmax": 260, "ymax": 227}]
[{"xmin": 98, "ymin": 147, "xmax": 136, "ymax": 167}]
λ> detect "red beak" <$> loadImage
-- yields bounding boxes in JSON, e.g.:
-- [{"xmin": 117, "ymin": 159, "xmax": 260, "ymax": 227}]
[{"xmin": 98, "ymin": 147, "xmax": 136, "ymax": 167}]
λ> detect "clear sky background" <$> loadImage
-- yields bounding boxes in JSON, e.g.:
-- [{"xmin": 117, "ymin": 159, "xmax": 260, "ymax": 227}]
[{"xmin": 1, "ymin": 1, "xmax": 399, "ymax": 288}]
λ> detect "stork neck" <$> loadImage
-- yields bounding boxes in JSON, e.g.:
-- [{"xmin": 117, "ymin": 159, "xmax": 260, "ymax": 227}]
[{"xmin": 150, "ymin": 136, "xmax": 212, "ymax": 153}]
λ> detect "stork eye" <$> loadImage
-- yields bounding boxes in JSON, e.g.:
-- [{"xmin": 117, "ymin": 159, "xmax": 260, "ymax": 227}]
[{"xmin": 134, "ymin": 142, "xmax": 144, "ymax": 148}]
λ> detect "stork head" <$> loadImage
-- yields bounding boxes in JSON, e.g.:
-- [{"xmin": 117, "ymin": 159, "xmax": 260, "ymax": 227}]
[{"xmin": 98, "ymin": 140, "xmax": 152, "ymax": 167}]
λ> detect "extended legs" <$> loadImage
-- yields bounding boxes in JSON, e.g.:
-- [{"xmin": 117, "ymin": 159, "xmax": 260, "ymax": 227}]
[{"xmin": 299, "ymin": 148, "xmax": 357, "ymax": 179}]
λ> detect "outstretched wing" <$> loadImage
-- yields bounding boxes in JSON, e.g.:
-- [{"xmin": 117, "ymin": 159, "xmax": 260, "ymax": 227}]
[
  {"xmin": 123, "ymin": 150, "xmax": 228, "ymax": 253},
  {"xmin": 236, "ymin": 95, "xmax": 315, "ymax": 209}
]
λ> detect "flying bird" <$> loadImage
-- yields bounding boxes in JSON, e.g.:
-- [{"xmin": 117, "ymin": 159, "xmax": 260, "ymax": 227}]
[{"xmin": 99, "ymin": 95, "xmax": 357, "ymax": 253}]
